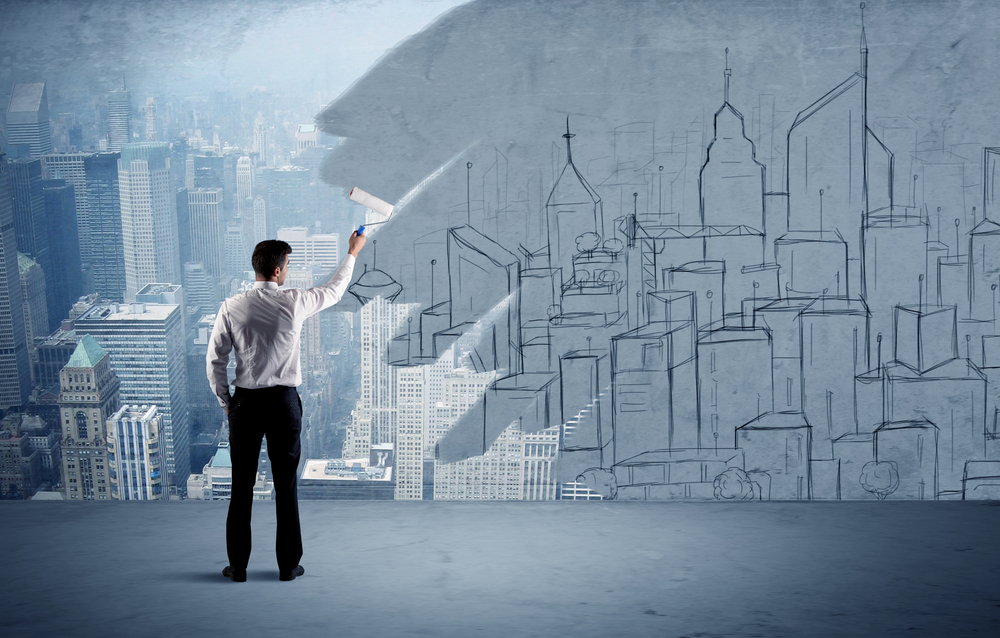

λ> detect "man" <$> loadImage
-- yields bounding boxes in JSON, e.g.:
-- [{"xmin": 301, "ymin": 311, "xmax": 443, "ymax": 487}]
[{"xmin": 207, "ymin": 230, "xmax": 366, "ymax": 582}]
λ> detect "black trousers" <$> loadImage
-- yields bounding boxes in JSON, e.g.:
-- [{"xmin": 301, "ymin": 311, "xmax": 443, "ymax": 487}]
[{"xmin": 226, "ymin": 385, "xmax": 302, "ymax": 573}]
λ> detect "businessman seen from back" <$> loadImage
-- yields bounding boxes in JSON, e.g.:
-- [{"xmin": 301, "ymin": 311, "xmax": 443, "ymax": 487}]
[{"xmin": 207, "ymin": 230, "xmax": 366, "ymax": 582}]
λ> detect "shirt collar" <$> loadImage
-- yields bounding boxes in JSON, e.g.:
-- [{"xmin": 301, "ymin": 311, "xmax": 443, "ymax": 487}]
[{"xmin": 253, "ymin": 281, "xmax": 280, "ymax": 290}]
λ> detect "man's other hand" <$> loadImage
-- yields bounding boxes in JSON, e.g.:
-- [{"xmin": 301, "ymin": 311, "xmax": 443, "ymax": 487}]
[{"xmin": 348, "ymin": 230, "xmax": 367, "ymax": 257}]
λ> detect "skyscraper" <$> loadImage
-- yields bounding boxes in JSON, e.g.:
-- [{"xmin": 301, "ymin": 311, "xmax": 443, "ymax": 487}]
[
  {"xmin": 224, "ymin": 221, "xmax": 247, "ymax": 279},
  {"xmin": 58, "ymin": 335, "xmax": 121, "ymax": 500},
  {"xmin": 41, "ymin": 152, "xmax": 92, "ymax": 276},
  {"xmin": 8, "ymin": 159, "xmax": 51, "ymax": 291},
  {"xmin": 187, "ymin": 188, "xmax": 225, "ymax": 279},
  {"xmin": 107, "ymin": 87, "xmax": 132, "ymax": 152},
  {"xmin": 18, "ymin": 253, "xmax": 48, "ymax": 366},
  {"xmin": 236, "ymin": 156, "xmax": 253, "ymax": 217},
  {"xmin": 74, "ymin": 296, "xmax": 190, "ymax": 492},
  {"xmin": 276, "ymin": 226, "xmax": 339, "ymax": 271},
  {"xmin": 83, "ymin": 153, "xmax": 125, "ymax": 302},
  {"xmin": 107, "ymin": 404, "xmax": 166, "ymax": 500},
  {"xmin": 181, "ymin": 262, "xmax": 219, "ymax": 314},
  {"xmin": 40, "ymin": 178, "xmax": 84, "ymax": 329},
  {"xmin": 253, "ymin": 195, "xmax": 267, "ymax": 245},
  {"xmin": 253, "ymin": 113, "xmax": 268, "ymax": 166},
  {"xmin": 144, "ymin": 97, "xmax": 156, "ymax": 141},
  {"xmin": 0, "ymin": 155, "xmax": 33, "ymax": 408},
  {"xmin": 118, "ymin": 143, "xmax": 180, "ymax": 301},
  {"xmin": 395, "ymin": 365, "xmax": 426, "ymax": 500},
  {"xmin": 5, "ymin": 83, "xmax": 52, "ymax": 160}
]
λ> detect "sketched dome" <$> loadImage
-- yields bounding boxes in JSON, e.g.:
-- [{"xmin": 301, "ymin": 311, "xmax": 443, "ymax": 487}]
[{"xmin": 348, "ymin": 266, "xmax": 403, "ymax": 305}]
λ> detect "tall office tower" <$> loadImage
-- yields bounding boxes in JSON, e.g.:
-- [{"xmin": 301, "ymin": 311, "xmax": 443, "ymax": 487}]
[
  {"xmin": 284, "ymin": 267, "xmax": 323, "ymax": 378},
  {"xmin": 107, "ymin": 87, "xmax": 132, "ymax": 152},
  {"xmin": 224, "ymin": 221, "xmax": 247, "ymax": 278},
  {"xmin": 253, "ymin": 195, "xmax": 267, "ymax": 244},
  {"xmin": 187, "ymin": 188, "xmax": 225, "ymax": 279},
  {"xmin": 175, "ymin": 188, "xmax": 191, "ymax": 266},
  {"xmin": 266, "ymin": 166, "xmax": 312, "ymax": 233},
  {"xmin": 40, "ymin": 179, "xmax": 83, "ymax": 330},
  {"xmin": 276, "ymin": 227, "xmax": 339, "ymax": 271},
  {"xmin": 58, "ymin": 335, "xmax": 121, "ymax": 500},
  {"xmin": 119, "ymin": 143, "xmax": 180, "ymax": 301},
  {"xmin": 18, "ymin": 253, "xmax": 48, "ymax": 361},
  {"xmin": 8, "ymin": 159, "xmax": 52, "ymax": 287},
  {"xmin": 41, "ymin": 152, "xmax": 92, "ymax": 273},
  {"xmin": 0, "ymin": 156, "xmax": 33, "ymax": 409},
  {"xmin": 5, "ymin": 83, "xmax": 52, "ymax": 159},
  {"xmin": 342, "ymin": 297, "xmax": 413, "ymax": 459},
  {"xmin": 184, "ymin": 157, "xmax": 195, "ymax": 190},
  {"xmin": 236, "ymin": 156, "xmax": 253, "ymax": 216},
  {"xmin": 74, "ymin": 298, "xmax": 190, "ymax": 493},
  {"xmin": 295, "ymin": 124, "xmax": 320, "ymax": 154},
  {"xmin": 107, "ymin": 404, "xmax": 166, "ymax": 500},
  {"xmin": 395, "ymin": 366, "xmax": 426, "ymax": 500},
  {"xmin": 252, "ymin": 113, "xmax": 268, "ymax": 166},
  {"xmin": 181, "ymin": 262, "xmax": 219, "ymax": 314},
  {"xmin": 144, "ymin": 98, "xmax": 156, "ymax": 141},
  {"xmin": 82, "ymin": 153, "xmax": 125, "ymax": 302}
]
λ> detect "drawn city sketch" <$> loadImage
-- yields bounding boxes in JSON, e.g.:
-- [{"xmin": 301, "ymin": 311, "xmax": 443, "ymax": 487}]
[{"xmin": 318, "ymin": 0, "xmax": 1000, "ymax": 500}]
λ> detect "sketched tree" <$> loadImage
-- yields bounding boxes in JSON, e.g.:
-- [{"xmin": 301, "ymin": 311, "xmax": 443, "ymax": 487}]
[
  {"xmin": 859, "ymin": 461, "xmax": 899, "ymax": 500},
  {"xmin": 576, "ymin": 468, "xmax": 617, "ymax": 500},
  {"xmin": 713, "ymin": 467, "xmax": 757, "ymax": 501},
  {"xmin": 575, "ymin": 232, "xmax": 601, "ymax": 253}
]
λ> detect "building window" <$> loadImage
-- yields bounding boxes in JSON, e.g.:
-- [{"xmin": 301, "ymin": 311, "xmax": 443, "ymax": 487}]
[{"xmin": 76, "ymin": 411, "xmax": 88, "ymax": 440}]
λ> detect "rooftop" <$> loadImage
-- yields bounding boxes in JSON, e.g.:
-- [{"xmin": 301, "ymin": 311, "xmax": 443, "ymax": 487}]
[
  {"xmin": 64, "ymin": 335, "xmax": 107, "ymax": 369},
  {"xmin": 1, "ymin": 501, "xmax": 997, "ymax": 636}
]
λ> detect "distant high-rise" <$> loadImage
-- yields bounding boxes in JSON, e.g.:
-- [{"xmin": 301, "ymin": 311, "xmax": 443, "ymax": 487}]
[
  {"xmin": 18, "ymin": 253, "xmax": 48, "ymax": 361},
  {"xmin": 236, "ymin": 156, "xmax": 253, "ymax": 218},
  {"xmin": 187, "ymin": 188, "xmax": 225, "ymax": 279},
  {"xmin": 118, "ymin": 143, "xmax": 180, "ymax": 301},
  {"xmin": 8, "ymin": 159, "xmax": 51, "ymax": 284},
  {"xmin": 5, "ymin": 83, "xmax": 52, "ymax": 159},
  {"xmin": 253, "ymin": 195, "xmax": 267, "ymax": 244},
  {"xmin": 83, "ymin": 153, "xmax": 125, "ymax": 303},
  {"xmin": 395, "ymin": 365, "xmax": 426, "ymax": 500},
  {"xmin": 0, "ymin": 155, "xmax": 33, "ymax": 408},
  {"xmin": 181, "ymin": 262, "xmax": 219, "ymax": 313},
  {"xmin": 144, "ymin": 97, "xmax": 156, "ymax": 141},
  {"xmin": 41, "ymin": 152, "xmax": 93, "ymax": 275},
  {"xmin": 74, "ymin": 297, "xmax": 190, "ymax": 493},
  {"xmin": 266, "ymin": 166, "xmax": 312, "ymax": 233},
  {"xmin": 40, "ymin": 179, "xmax": 84, "ymax": 329},
  {"xmin": 252, "ymin": 113, "xmax": 268, "ymax": 166},
  {"xmin": 276, "ymin": 226, "xmax": 339, "ymax": 272},
  {"xmin": 107, "ymin": 404, "xmax": 166, "ymax": 500},
  {"xmin": 107, "ymin": 87, "xmax": 132, "ymax": 152},
  {"xmin": 224, "ymin": 220, "xmax": 247, "ymax": 278},
  {"xmin": 58, "ymin": 335, "xmax": 121, "ymax": 500}
]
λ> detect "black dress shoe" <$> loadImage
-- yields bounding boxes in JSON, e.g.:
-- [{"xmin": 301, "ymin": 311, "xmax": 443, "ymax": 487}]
[
  {"xmin": 279, "ymin": 565, "xmax": 305, "ymax": 581},
  {"xmin": 223, "ymin": 566, "xmax": 247, "ymax": 582}
]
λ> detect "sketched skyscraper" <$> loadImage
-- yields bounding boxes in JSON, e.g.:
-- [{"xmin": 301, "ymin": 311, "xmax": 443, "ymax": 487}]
[
  {"xmin": 107, "ymin": 87, "xmax": 132, "ymax": 152},
  {"xmin": 5, "ymin": 83, "xmax": 52, "ymax": 159},
  {"xmin": 0, "ymin": 156, "xmax": 33, "ymax": 408},
  {"xmin": 118, "ymin": 143, "xmax": 181, "ymax": 301}
]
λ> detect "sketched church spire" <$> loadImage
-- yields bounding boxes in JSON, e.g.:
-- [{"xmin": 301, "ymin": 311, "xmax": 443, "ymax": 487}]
[{"xmin": 546, "ymin": 116, "xmax": 603, "ymax": 279}]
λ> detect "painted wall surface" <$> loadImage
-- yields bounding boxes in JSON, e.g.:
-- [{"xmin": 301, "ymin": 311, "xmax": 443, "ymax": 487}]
[{"xmin": 318, "ymin": 0, "xmax": 1000, "ymax": 500}]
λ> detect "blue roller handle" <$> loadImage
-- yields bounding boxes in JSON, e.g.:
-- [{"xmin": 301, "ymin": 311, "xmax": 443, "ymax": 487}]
[{"xmin": 357, "ymin": 225, "xmax": 365, "ymax": 236}]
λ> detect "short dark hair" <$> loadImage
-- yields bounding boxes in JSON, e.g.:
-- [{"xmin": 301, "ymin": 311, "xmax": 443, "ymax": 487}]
[{"xmin": 252, "ymin": 240, "xmax": 292, "ymax": 276}]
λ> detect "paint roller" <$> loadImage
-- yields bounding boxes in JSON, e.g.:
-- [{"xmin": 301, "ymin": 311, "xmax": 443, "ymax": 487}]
[{"xmin": 349, "ymin": 187, "xmax": 394, "ymax": 236}]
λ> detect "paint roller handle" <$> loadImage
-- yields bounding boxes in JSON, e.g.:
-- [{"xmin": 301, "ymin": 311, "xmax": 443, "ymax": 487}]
[
  {"xmin": 348, "ymin": 229, "xmax": 367, "ymax": 258},
  {"xmin": 357, "ymin": 224, "xmax": 366, "ymax": 236}
]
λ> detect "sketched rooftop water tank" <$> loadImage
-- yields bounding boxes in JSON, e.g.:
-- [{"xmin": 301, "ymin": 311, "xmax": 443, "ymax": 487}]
[{"xmin": 348, "ymin": 265, "xmax": 403, "ymax": 305}]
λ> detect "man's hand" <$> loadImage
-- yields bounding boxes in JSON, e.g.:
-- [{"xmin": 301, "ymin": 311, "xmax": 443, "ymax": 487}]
[{"xmin": 348, "ymin": 230, "xmax": 367, "ymax": 258}]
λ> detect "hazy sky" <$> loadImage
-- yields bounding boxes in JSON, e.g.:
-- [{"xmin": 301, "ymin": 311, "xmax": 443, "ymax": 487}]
[{"xmin": 0, "ymin": 0, "xmax": 470, "ymax": 105}]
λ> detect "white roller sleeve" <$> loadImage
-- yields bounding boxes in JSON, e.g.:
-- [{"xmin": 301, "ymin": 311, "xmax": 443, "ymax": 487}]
[{"xmin": 349, "ymin": 187, "xmax": 394, "ymax": 219}]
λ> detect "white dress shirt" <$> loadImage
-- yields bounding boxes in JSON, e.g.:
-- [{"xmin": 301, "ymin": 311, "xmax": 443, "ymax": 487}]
[{"xmin": 207, "ymin": 255, "xmax": 355, "ymax": 410}]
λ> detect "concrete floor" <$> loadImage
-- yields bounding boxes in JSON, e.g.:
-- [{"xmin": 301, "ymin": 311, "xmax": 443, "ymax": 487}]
[{"xmin": 1, "ymin": 501, "xmax": 998, "ymax": 637}]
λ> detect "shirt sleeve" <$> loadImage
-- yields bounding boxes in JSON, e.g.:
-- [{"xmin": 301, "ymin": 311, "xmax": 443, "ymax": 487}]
[
  {"xmin": 295, "ymin": 254, "xmax": 356, "ymax": 318},
  {"xmin": 206, "ymin": 301, "xmax": 234, "ymax": 410}
]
